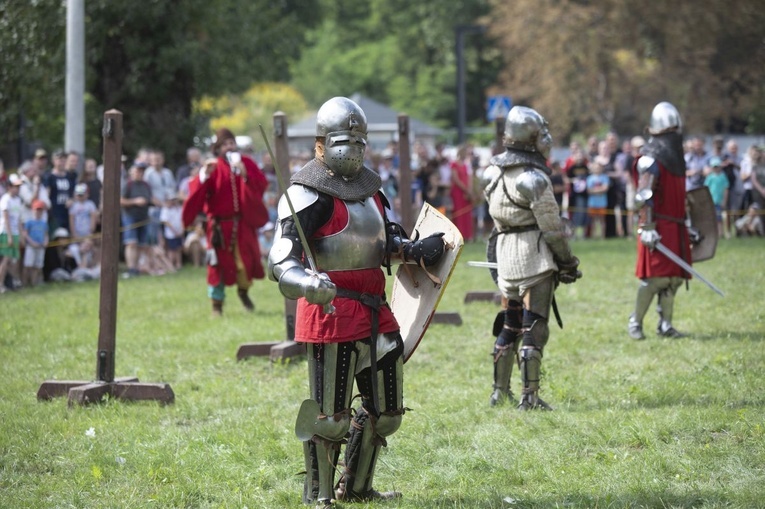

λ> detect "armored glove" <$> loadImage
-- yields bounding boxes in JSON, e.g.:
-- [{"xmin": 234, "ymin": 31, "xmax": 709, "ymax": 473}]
[
  {"xmin": 302, "ymin": 270, "xmax": 336, "ymax": 306},
  {"xmin": 638, "ymin": 224, "xmax": 661, "ymax": 249},
  {"xmin": 557, "ymin": 256, "xmax": 582, "ymax": 285},
  {"xmin": 404, "ymin": 232, "xmax": 446, "ymax": 267}
]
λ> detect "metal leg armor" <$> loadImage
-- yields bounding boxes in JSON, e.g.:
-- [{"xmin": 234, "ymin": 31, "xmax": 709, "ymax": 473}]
[
  {"xmin": 629, "ymin": 278, "xmax": 664, "ymax": 340},
  {"xmin": 656, "ymin": 277, "xmax": 685, "ymax": 337},
  {"xmin": 517, "ymin": 278, "xmax": 554, "ymax": 410},
  {"xmin": 490, "ymin": 301, "xmax": 523, "ymax": 407},
  {"xmin": 298, "ymin": 343, "xmax": 356, "ymax": 507},
  {"xmin": 336, "ymin": 347, "xmax": 404, "ymax": 503},
  {"xmin": 518, "ymin": 319, "xmax": 552, "ymax": 411}
]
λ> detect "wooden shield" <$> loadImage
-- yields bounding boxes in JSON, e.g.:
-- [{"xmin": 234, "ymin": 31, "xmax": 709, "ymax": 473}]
[
  {"xmin": 687, "ymin": 186, "xmax": 718, "ymax": 262},
  {"xmin": 390, "ymin": 203, "xmax": 464, "ymax": 363}
]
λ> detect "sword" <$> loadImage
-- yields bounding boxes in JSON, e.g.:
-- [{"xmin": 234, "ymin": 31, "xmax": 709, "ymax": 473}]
[
  {"xmin": 467, "ymin": 260, "xmax": 497, "ymax": 269},
  {"xmin": 653, "ymin": 241, "xmax": 725, "ymax": 297},
  {"xmin": 259, "ymin": 124, "xmax": 335, "ymax": 314}
]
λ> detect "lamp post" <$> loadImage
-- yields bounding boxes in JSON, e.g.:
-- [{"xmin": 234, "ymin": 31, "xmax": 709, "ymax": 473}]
[
  {"xmin": 455, "ymin": 24, "xmax": 486, "ymax": 145},
  {"xmin": 65, "ymin": 0, "xmax": 85, "ymax": 157}
]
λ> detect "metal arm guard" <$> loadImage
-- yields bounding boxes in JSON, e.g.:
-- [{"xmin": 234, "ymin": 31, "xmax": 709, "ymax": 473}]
[
  {"xmin": 635, "ymin": 156, "xmax": 657, "ymax": 224},
  {"xmin": 517, "ymin": 168, "xmax": 577, "ymax": 267},
  {"xmin": 269, "ymin": 237, "xmax": 336, "ymax": 305}
]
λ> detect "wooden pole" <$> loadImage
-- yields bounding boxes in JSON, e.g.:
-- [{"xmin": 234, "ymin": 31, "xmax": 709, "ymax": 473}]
[
  {"xmin": 236, "ymin": 112, "xmax": 303, "ymax": 362},
  {"xmin": 37, "ymin": 110, "xmax": 174, "ymax": 405},
  {"xmin": 96, "ymin": 109, "xmax": 122, "ymax": 382},
  {"xmin": 397, "ymin": 114, "xmax": 413, "ymax": 233}
]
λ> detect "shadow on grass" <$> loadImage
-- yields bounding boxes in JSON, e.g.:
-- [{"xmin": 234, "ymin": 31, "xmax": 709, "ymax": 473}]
[{"xmin": 685, "ymin": 330, "xmax": 764, "ymax": 342}]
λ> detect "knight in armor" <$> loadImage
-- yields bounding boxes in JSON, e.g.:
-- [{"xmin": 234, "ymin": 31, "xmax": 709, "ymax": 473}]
[
  {"xmin": 627, "ymin": 102, "xmax": 691, "ymax": 339},
  {"xmin": 482, "ymin": 106, "xmax": 581, "ymax": 410},
  {"xmin": 268, "ymin": 97, "xmax": 446, "ymax": 508}
]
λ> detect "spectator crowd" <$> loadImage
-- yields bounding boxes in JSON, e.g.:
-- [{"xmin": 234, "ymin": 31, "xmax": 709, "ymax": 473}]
[{"xmin": 1, "ymin": 132, "xmax": 763, "ymax": 294}]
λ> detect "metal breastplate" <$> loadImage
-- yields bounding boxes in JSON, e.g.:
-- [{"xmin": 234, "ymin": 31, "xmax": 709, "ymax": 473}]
[{"xmin": 314, "ymin": 196, "xmax": 386, "ymax": 270}]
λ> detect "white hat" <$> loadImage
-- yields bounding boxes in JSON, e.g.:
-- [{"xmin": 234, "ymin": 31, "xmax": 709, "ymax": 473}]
[
  {"xmin": 8, "ymin": 173, "xmax": 22, "ymax": 186},
  {"xmin": 53, "ymin": 227, "xmax": 70, "ymax": 239}
]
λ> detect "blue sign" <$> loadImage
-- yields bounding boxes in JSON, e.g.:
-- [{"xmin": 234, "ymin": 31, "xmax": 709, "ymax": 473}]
[{"xmin": 487, "ymin": 95, "xmax": 512, "ymax": 122}]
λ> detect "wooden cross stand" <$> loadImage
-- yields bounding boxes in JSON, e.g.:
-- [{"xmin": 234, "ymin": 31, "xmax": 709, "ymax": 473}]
[
  {"xmin": 236, "ymin": 112, "xmax": 304, "ymax": 362},
  {"xmin": 463, "ymin": 116, "xmax": 506, "ymax": 308},
  {"xmin": 398, "ymin": 114, "xmax": 461, "ymax": 326},
  {"xmin": 37, "ymin": 110, "xmax": 175, "ymax": 406}
]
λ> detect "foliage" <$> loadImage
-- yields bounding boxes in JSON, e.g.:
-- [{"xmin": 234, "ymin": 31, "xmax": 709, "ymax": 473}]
[
  {"xmin": 0, "ymin": 0, "xmax": 66, "ymax": 165},
  {"xmin": 1, "ymin": 239, "xmax": 764, "ymax": 507},
  {"xmin": 0, "ymin": 0, "xmax": 318, "ymax": 166},
  {"xmin": 487, "ymin": 0, "xmax": 765, "ymax": 141},
  {"xmin": 289, "ymin": 0, "xmax": 499, "ymax": 128},
  {"xmin": 195, "ymin": 83, "xmax": 309, "ymax": 143},
  {"xmin": 84, "ymin": 0, "xmax": 318, "ymax": 163}
]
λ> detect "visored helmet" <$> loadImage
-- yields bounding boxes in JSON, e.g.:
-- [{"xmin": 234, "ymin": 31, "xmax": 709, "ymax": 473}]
[
  {"xmin": 503, "ymin": 106, "xmax": 552, "ymax": 158},
  {"xmin": 316, "ymin": 97, "xmax": 368, "ymax": 179},
  {"xmin": 648, "ymin": 101, "xmax": 682, "ymax": 135}
]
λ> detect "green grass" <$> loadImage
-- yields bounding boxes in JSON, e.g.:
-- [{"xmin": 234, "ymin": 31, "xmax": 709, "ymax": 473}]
[{"xmin": 1, "ymin": 238, "xmax": 764, "ymax": 508}]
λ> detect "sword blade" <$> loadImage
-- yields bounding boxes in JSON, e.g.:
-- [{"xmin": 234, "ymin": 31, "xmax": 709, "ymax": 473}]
[
  {"xmin": 260, "ymin": 124, "xmax": 335, "ymax": 314},
  {"xmin": 654, "ymin": 241, "xmax": 725, "ymax": 297},
  {"xmin": 467, "ymin": 260, "xmax": 498, "ymax": 269}
]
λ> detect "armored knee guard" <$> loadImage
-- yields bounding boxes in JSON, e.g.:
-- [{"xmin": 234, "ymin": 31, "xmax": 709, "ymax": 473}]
[
  {"xmin": 490, "ymin": 301, "xmax": 523, "ymax": 406},
  {"xmin": 518, "ymin": 314, "xmax": 552, "ymax": 411}
]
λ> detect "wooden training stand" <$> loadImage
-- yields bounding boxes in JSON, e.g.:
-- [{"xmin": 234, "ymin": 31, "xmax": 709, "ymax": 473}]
[
  {"xmin": 236, "ymin": 112, "xmax": 304, "ymax": 362},
  {"xmin": 37, "ymin": 110, "xmax": 175, "ymax": 406},
  {"xmin": 464, "ymin": 117, "xmax": 506, "ymax": 307},
  {"xmin": 398, "ymin": 114, "xmax": 461, "ymax": 325}
]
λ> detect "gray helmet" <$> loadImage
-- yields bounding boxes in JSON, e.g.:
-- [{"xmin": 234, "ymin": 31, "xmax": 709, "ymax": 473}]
[
  {"xmin": 503, "ymin": 106, "xmax": 552, "ymax": 158},
  {"xmin": 648, "ymin": 101, "xmax": 682, "ymax": 135},
  {"xmin": 316, "ymin": 97, "xmax": 368, "ymax": 179}
]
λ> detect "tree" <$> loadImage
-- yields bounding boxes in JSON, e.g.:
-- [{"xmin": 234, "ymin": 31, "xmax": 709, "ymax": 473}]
[
  {"xmin": 195, "ymin": 83, "xmax": 309, "ymax": 143},
  {"xmin": 290, "ymin": 0, "xmax": 499, "ymax": 132},
  {"xmin": 0, "ymin": 0, "xmax": 318, "ymax": 166},
  {"xmin": 85, "ymin": 0, "xmax": 318, "ymax": 164},
  {"xmin": 0, "ymin": 0, "xmax": 66, "ymax": 166},
  {"xmin": 487, "ymin": 0, "xmax": 765, "ymax": 141}
]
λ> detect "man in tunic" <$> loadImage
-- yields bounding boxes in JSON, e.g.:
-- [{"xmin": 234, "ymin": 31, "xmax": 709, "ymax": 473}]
[
  {"xmin": 182, "ymin": 128, "xmax": 269, "ymax": 315},
  {"xmin": 627, "ymin": 102, "xmax": 690, "ymax": 339},
  {"xmin": 483, "ymin": 106, "xmax": 581, "ymax": 410}
]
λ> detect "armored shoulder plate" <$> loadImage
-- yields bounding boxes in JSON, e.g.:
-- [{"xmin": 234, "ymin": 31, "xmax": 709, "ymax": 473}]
[
  {"xmin": 516, "ymin": 169, "xmax": 549, "ymax": 201},
  {"xmin": 636, "ymin": 156, "xmax": 657, "ymax": 175},
  {"xmin": 277, "ymin": 184, "xmax": 319, "ymax": 220}
]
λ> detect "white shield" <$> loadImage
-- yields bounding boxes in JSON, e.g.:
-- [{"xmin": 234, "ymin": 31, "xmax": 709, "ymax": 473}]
[{"xmin": 390, "ymin": 203, "xmax": 464, "ymax": 362}]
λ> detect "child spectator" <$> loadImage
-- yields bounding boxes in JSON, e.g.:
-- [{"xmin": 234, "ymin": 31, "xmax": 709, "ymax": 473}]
[
  {"xmin": 704, "ymin": 156, "xmax": 730, "ymax": 238},
  {"xmin": 734, "ymin": 203, "xmax": 764, "ymax": 237},
  {"xmin": 183, "ymin": 215, "xmax": 207, "ymax": 268},
  {"xmin": 22, "ymin": 199, "xmax": 49, "ymax": 287},
  {"xmin": 160, "ymin": 194, "xmax": 184, "ymax": 271},
  {"xmin": 258, "ymin": 221, "xmax": 275, "ymax": 260},
  {"xmin": 586, "ymin": 160, "xmax": 610, "ymax": 239},
  {"xmin": 0, "ymin": 173, "xmax": 24, "ymax": 292},
  {"xmin": 67, "ymin": 183, "xmax": 98, "ymax": 268}
]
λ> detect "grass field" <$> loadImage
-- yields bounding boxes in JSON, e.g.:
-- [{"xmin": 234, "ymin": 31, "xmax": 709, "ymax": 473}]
[{"xmin": 1, "ymin": 237, "xmax": 764, "ymax": 509}]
